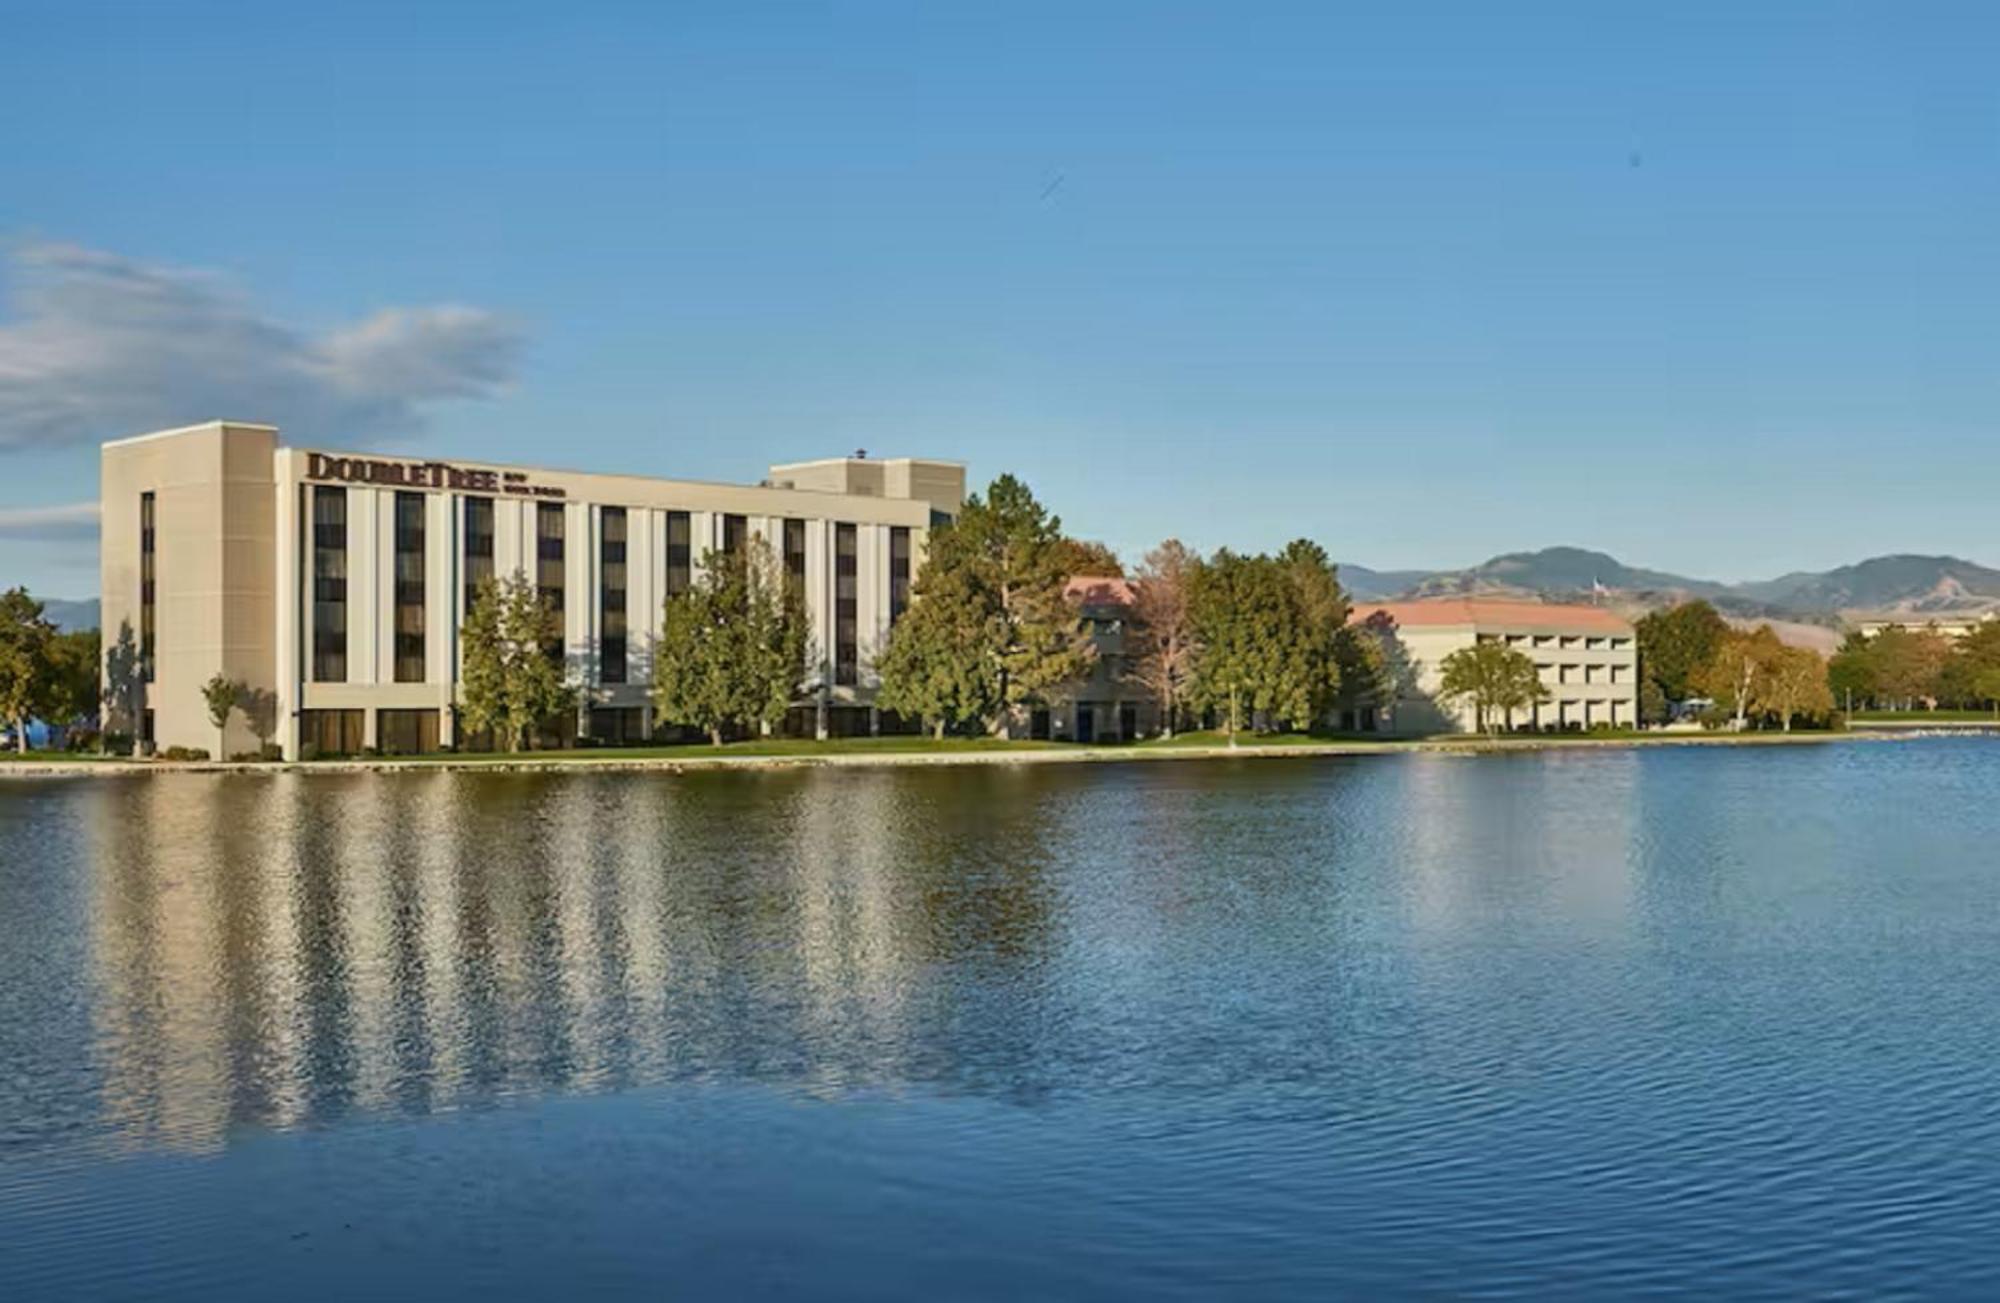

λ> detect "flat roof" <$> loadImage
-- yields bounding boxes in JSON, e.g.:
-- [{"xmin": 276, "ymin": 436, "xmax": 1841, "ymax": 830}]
[{"xmin": 1350, "ymin": 598, "xmax": 1633, "ymax": 635}]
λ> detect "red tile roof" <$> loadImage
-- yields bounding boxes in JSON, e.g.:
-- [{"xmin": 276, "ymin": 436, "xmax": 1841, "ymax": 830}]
[
  {"xmin": 1348, "ymin": 598, "xmax": 1633, "ymax": 635},
  {"xmin": 1065, "ymin": 575, "xmax": 1136, "ymax": 607}
]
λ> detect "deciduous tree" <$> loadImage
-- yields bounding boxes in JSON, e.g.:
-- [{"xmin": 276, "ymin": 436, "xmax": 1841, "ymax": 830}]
[
  {"xmin": 651, "ymin": 539, "xmax": 808, "ymax": 745},
  {"xmin": 1126, "ymin": 539, "xmax": 1201, "ymax": 737},
  {"xmin": 0, "ymin": 588, "xmax": 54, "ymax": 753},
  {"xmin": 201, "ymin": 672, "xmax": 240, "ymax": 758},
  {"xmin": 459, "ymin": 573, "xmax": 575, "ymax": 751},
  {"xmin": 1765, "ymin": 645, "xmax": 1833, "ymax": 731},
  {"xmin": 1436, "ymin": 640, "xmax": 1549, "ymax": 735},
  {"xmin": 1634, "ymin": 600, "xmax": 1728, "ymax": 722}
]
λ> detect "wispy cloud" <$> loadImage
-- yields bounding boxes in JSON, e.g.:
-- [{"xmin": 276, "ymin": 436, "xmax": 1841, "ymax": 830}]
[
  {"xmin": 0, "ymin": 501, "xmax": 99, "ymax": 541},
  {"xmin": 0, "ymin": 242, "xmax": 523, "ymax": 451}
]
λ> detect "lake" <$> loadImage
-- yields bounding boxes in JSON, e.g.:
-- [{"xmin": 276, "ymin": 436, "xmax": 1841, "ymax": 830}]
[{"xmin": 4, "ymin": 740, "xmax": 1999, "ymax": 1298}]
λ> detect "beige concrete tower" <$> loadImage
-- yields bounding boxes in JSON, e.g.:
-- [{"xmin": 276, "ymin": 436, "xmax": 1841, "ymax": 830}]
[{"xmin": 101, "ymin": 422, "xmax": 279, "ymax": 757}]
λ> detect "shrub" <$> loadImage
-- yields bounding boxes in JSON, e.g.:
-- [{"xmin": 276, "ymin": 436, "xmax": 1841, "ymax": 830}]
[
  {"xmin": 261, "ymin": 742, "xmax": 284, "ymax": 761},
  {"xmin": 102, "ymin": 731, "xmax": 134, "ymax": 756},
  {"xmin": 159, "ymin": 746, "xmax": 210, "ymax": 762},
  {"xmin": 299, "ymin": 741, "xmax": 322, "ymax": 762},
  {"xmin": 64, "ymin": 728, "xmax": 101, "ymax": 752}
]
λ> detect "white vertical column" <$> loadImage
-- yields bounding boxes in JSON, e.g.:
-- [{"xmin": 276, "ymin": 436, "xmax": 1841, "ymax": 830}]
[
  {"xmin": 347, "ymin": 488, "xmax": 380, "ymax": 686},
  {"xmin": 426, "ymin": 493, "xmax": 453, "ymax": 687},
  {"xmin": 628, "ymin": 507, "xmax": 656, "ymax": 686},
  {"xmin": 275, "ymin": 471, "xmax": 300, "ymax": 758},
  {"xmin": 806, "ymin": 518, "xmax": 832, "ymax": 686},
  {"xmin": 857, "ymin": 524, "xmax": 885, "ymax": 687},
  {"xmin": 689, "ymin": 511, "xmax": 714, "ymax": 580}
]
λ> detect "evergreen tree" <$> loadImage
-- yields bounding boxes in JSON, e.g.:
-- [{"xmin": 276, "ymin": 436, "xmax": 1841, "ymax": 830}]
[
  {"xmin": 875, "ymin": 474, "xmax": 1094, "ymax": 735},
  {"xmin": 1187, "ymin": 550, "xmax": 1326, "ymax": 735},
  {"xmin": 36, "ymin": 628, "xmax": 100, "ymax": 744},
  {"xmin": 1436, "ymin": 641, "xmax": 1549, "ymax": 735},
  {"xmin": 459, "ymin": 573, "xmax": 574, "ymax": 751},
  {"xmin": 0, "ymin": 588, "xmax": 54, "ymax": 753},
  {"xmin": 652, "ymin": 539, "xmax": 808, "ymax": 745}
]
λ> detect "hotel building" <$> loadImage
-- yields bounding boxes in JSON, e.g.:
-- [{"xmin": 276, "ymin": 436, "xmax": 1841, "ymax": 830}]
[
  {"xmin": 101, "ymin": 421, "xmax": 963, "ymax": 758},
  {"xmin": 1349, "ymin": 599, "xmax": 1640, "ymax": 733}
]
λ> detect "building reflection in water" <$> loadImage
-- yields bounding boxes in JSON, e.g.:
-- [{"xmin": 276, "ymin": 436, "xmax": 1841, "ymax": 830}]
[{"xmin": 82, "ymin": 769, "xmax": 1065, "ymax": 1153}]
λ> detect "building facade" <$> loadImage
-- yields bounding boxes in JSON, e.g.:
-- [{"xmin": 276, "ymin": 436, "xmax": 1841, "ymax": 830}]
[
  {"xmin": 1026, "ymin": 576, "xmax": 1157, "ymax": 742},
  {"xmin": 1349, "ymin": 599, "xmax": 1639, "ymax": 734},
  {"xmin": 101, "ymin": 422, "xmax": 962, "ymax": 758}
]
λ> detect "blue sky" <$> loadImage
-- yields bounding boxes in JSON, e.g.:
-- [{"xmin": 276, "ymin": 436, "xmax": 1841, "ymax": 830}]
[{"xmin": 2, "ymin": 0, "xmax": 1997, "ymax": 597}]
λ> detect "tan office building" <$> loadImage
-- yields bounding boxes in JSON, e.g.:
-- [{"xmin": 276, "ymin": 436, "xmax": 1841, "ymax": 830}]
[
  {"xmin": 101, "ymin": 421, "xmax": 963, "ymax": 758},
  {"xmin": 1349, "ymin": 599, "xmax": 1640, "ymax": 734}
]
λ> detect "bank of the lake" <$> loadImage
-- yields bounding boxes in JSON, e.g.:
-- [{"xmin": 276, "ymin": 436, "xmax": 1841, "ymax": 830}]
[{"xmin": 0, "ymin": 724, "xmax": 1881, "ymax": 778}]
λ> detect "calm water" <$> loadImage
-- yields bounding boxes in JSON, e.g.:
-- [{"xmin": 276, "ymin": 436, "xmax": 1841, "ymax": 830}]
[{"xmin": 4, "ymin": 741, "xmax": 2000, "ymax": 1298}]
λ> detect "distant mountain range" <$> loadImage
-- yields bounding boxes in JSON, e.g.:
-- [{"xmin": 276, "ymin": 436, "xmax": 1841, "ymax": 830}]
[
  {"xmin": 40, "ymin": 598, "xmax": 100, "ymax": 632},
  {"xmin": 32, "ymin": 550, "xmax": 2000, "ymax": 633},
  {"xmin": 1341, "ymin": 548, "xmax": 2000, "ymax": 624}
]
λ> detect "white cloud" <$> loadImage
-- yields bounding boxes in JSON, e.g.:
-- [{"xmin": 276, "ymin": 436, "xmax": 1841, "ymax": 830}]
[
  {"xmin": 0, "ymin": 242, "xmax": 522, "ymax": 450},
  {"xmin": 0, "ymin": 501, "xmax": 99, "ymax": 541}
]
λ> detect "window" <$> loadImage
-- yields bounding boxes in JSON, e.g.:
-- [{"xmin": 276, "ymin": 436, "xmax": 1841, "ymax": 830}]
[
  {"xmin": 537, "ymin": 502, "xmax": 565, "ymax": 661},
  {"xmin": 601, "ymin": 507, "xmax": 627, "ymax": 683},
  {"xmin": 463, "ymin": 496, "xmax": 494, "ymax": 618},
  {"xmin": 139, "ymin": 492, "xmax": 156, "ymax": 682},
  {"xmin": 394, "ymin": 493, "xmax": 426, "ymax": 682},
  {"xmin": 378, "ymin": 708, "xmax": 440, "ymax": 755},
  {"xmin": 784, "ymin": 517, "xmax": 806, "ymax": 588},
  {"xmin": 722, "ymin": 513, "xmax": 748, "ymax": 557},
  {"xmin": 889, "ymin": 525, "xmax": 910, "ymax": 625},
  {"xmin": 311, "ymin": 485, "xmax": 347, "ymax": 682},
  {"xmin": 666, "ymin": 511, "xmax": 691, "ymax": 598},
  {"xmin": 835, "ymin": 522, "xmax": 857, "ymax": 686}
]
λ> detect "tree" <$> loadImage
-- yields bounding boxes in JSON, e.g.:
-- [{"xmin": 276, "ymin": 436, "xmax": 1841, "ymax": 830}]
[
  {"xmin": 1126, "ymin": 540, "xmax": 1201, "ymax": 738},
  {"xmin": 651, "ymin": 538, "xmax": 808, "ymax": 745},
  {"xmin": 1279, "ymin": 540, "xmax": 1350, "ymax": 724},
  {"xmin": 1048, "ymin": 537, "xmax": 1124, "ymax": 578},
  {"xmin": 1334, "ymin": 609, "xmax": 1405, "ymax": 722},
  {"xmin": 1868, "ymin": 624, "xmax": 1951, "ymax": 709},
  {"xmin": 1436, "ymin": 641, "xmax": 1549, "ymax": 735},
  {"xmin": 459, "ymin": 573, "xmax": 575, "ymax": 751},
  {"xmin": 201, "ymin": 673, "xmax": 240, "ymax": 758},
  {"xmin": 873, "ymin": 556, "xmax": 998, "ymax": 737},
  {"xmin": 875, "ymin": 474, "xmax": 1095, "ymax": 735},
  {"xmin": 0, "ymin": 588, "xmax": 54, "ymax": 753},
  {"xmin": 36, "ymin": 628, "xmax": 100, "ymax": 745},
  {"xmin": 1826, "ymin": 631, "xmax": 1878, "ymax": 712},
  {"xmin": 1187, "ymin": 549, "xmax": 1335, "ymax": 736},
  {"xmin": 1693, "ymin": 626, "xmax": 1788, "ymax": 729},
  {"xmin": 1634, "ymin": 600, "xmax": 1728, "ymax": 722},
  {"xmin": 1765, "ymin": 645, "xmax": 1833, "ymax": 731},
  {"xmin": 1972, "ymin": 666, "xmax": 2000, "ymax": 719}
]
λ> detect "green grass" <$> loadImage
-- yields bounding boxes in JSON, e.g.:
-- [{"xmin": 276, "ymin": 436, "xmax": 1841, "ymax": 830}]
[
  {"xmin": 372, "ymin": 734, "xmax": 1069, "ymax": 764},
  {"xmin": 0, "ymin": 749, "xmax": 119, "ymax": 761}
]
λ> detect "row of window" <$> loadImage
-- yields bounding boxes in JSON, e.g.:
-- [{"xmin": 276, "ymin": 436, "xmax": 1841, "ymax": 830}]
[
  {"xmin": 1537, "ymin": 663, "xmax": 1631, "ymax": 685},
  {"xmin": 303, "ymin": 492, "xmax": 907, "ymax": 686},
  {"xmin": 1490, "ymin": 632, "xmax": 1632, "ymax": 651}
]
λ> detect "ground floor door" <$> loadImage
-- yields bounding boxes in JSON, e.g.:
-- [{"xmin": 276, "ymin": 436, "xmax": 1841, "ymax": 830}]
[
  {"xmin": 1119, "ymin": 703, "xmax": 1137, "ymax": 741},
  {"xmin": 1076, "ymin": 704, "xmax": 1095, "ymax": 744}
]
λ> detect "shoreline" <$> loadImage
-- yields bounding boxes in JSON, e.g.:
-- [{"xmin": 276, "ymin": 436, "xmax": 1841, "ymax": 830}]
[{"xmin": 0, "ymin": 727, "xmax": 1911, "ymax": 779}]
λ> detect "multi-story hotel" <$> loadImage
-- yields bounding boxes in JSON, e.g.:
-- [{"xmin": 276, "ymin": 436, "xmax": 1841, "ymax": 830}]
[
  {"xmin": 101, "ymin": 421, "xmax": 963, "ymax": 758},
  {"xmin": 1349, "ymin": 598, "xmax": 1640, "ymax": 733}
]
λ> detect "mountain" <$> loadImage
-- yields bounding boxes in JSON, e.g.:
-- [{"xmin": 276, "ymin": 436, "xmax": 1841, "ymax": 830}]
[
  {"xmin": 1733, "ymin": 555, "xmax": 2000, "ymax": 615},
  {"xmin": 40, "ymin": 598, "xmax": 100, "ymax": 631},
  {"xmin": 1337, "ymin": 548, "xmax": 2000, "ymax": 624}
]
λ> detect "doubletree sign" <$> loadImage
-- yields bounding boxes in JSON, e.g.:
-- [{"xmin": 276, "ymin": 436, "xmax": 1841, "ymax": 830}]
[{"xmin": 305, "ymin": 453, "xmax": 567, "ymax": 499}]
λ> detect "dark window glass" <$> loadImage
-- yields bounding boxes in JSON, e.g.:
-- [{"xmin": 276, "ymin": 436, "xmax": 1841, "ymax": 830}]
[
  {"xmin": 784, "ymin": 518, "xmax": 807, "ymax": 587},
  {"xmin": 139, "ymin": 492, "xmax": 156, "ymax": 682},
  {"xmin": 889, "ymin": 525, "xmax": 911, "ymax": 625},
  {"xmin": 600, "ymin": 507, "xmax": 627, "ymax": 684},
  {"xmin": 312, "ymin": 485, "xmax": 347, "ymax": 683},
  {"xmin": 666, "ymin": 511, "xmax": 692, "ymax": 598},
  {"xmin": 537, "ymin": 502, "xmax": 565, "ymax": 661},
  {"xmin": 835, "ymin": 522, "xmax": 858, "ymax": 686},
  {"xmin": 394, "ymin": 492, "xmax": 426, "ymax": 682},
  {"xmin": 722, "ymin": 513, "xmax": 748, "ymax": 557},
  {"xmin": 462, "ymin": 496, "xmax": 494, "ymax": 619}
]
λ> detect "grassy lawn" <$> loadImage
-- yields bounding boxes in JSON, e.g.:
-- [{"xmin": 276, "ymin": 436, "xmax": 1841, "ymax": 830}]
[
  {"xmin": 373, "ymin": 735, "xmax": 1069, "ymax": 764},
  {"xmin": 1138, "ymin": 729, "xmax": 1400, "ymax": 749},
  {"xmin": 0, "ymin": 749, "xmax": 119, "ymax": 761}
]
